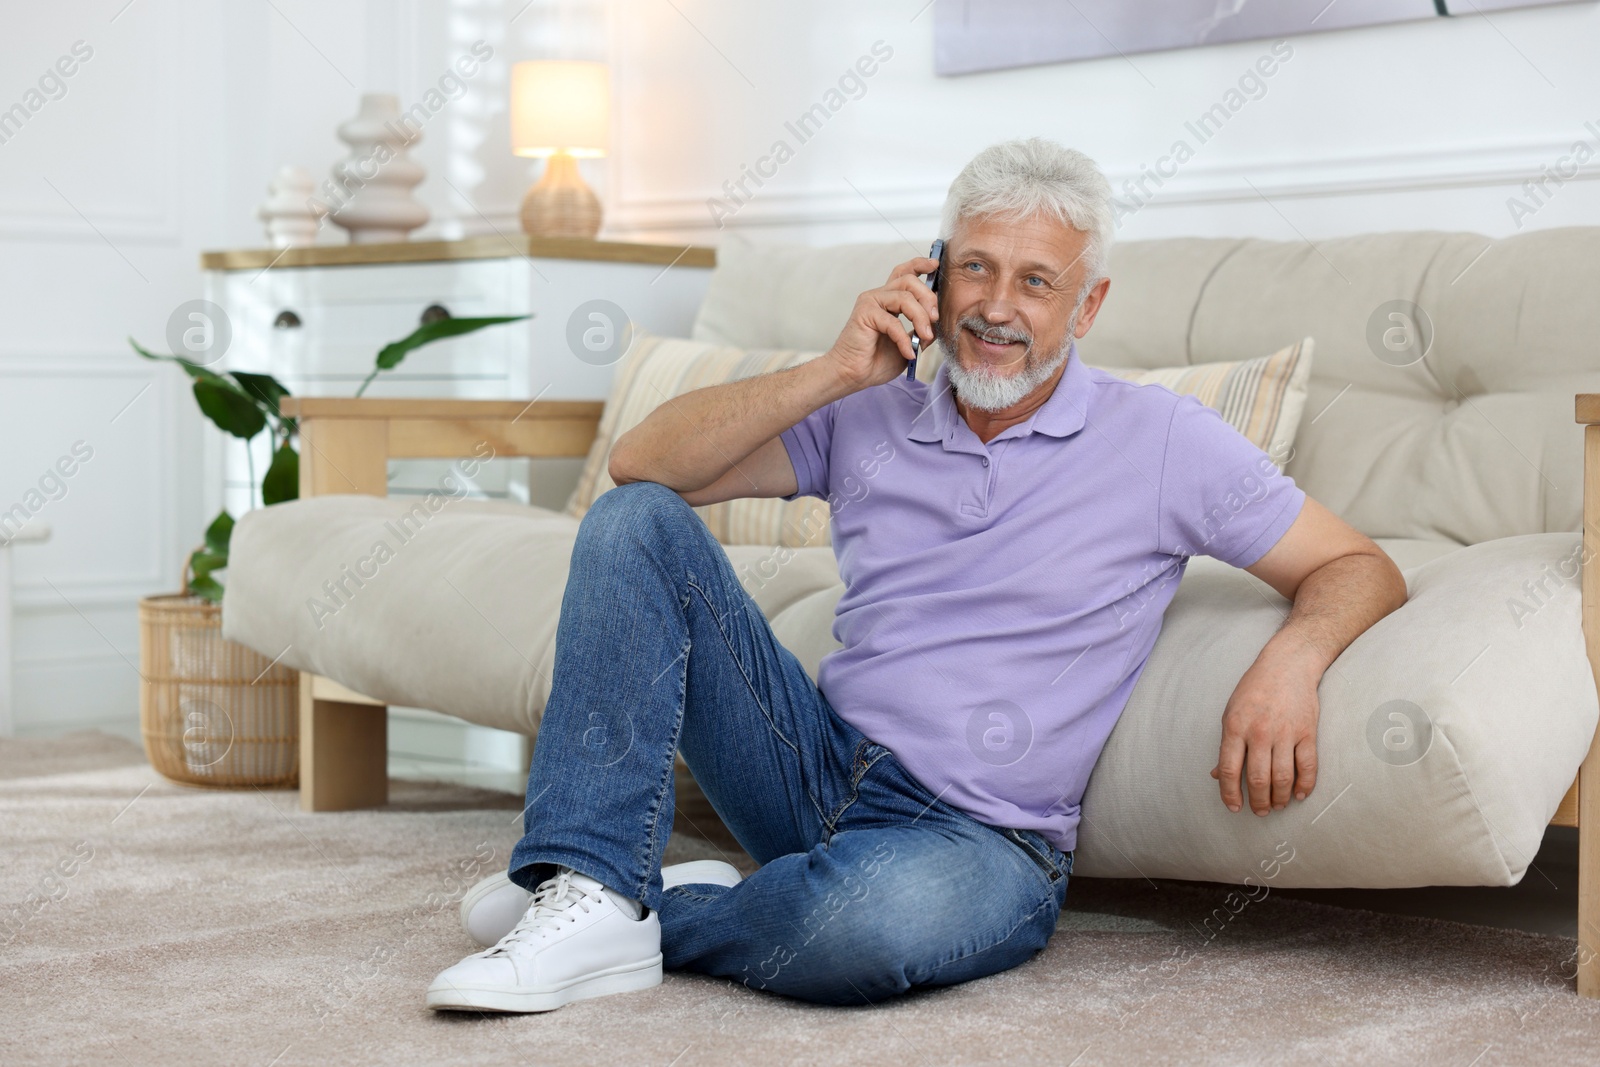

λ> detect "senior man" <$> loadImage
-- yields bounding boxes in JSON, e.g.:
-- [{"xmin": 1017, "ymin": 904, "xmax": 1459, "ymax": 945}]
[{"xmin": 427, "ymin": 138, "xmax": 1407, "ymax": 1013}]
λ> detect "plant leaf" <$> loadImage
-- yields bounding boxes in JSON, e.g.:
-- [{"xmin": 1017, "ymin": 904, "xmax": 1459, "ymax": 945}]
[
  {"xmin": 204, "ymin": 510, "xmax": 234, "ymax": 555},
  {"xmin": 374, "ymin": 316, "xmax": 529, "ymax": 371},
  {"xmin": 261, "ymin": 443, "xmax": 300, "ymax": 506},
  {"xmin": 193, "ymin": 378, "xmax": 267, "ymax": 439},
  {"xmin": 190, "ymin": 550, "xmax": 228, "ymax": 580},
  {"xmin": 129, "ymin": 338, "xmax": 228, "ymax": 385},
  {"xmin": 229, "ymin": 372, "xmax": 291, "ymax": 419},
  {"xmin": 187, "ymin": 545, "xmax": 228, "ymax": 602},
  {"xmin": 356, "ymin": 315, "xmax": 529, "ymax": 397},
  {"xmin": 188, "ymin": 574, "xmax": 225, "ymax": 603}
]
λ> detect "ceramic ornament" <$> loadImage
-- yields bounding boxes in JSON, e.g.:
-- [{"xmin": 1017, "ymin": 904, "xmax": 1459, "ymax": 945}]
[
  {"xmin": 327, "ymin": 93, "xmax": 429, "ymax": 244},
  {"xmin": 256, "ymin": 165, "xmax": 320, "ymax": 248}
]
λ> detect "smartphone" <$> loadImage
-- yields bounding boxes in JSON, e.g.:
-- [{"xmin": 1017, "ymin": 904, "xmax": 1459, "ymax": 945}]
[{"xmin": 905, "ymin": 238, "xmax": 945, "ymax": 381}]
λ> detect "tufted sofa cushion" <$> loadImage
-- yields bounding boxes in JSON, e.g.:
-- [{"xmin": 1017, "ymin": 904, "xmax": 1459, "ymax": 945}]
[{"xmin": 223, "ymin": 496, "xmax": 844, "ymax": 736}]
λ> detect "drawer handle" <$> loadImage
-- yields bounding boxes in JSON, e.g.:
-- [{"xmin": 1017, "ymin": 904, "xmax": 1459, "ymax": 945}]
[
  {"xmin": 273, "ymin": 309, "xmax": 302, "ymax": 329},
  {"xmin": 420, "ymin": 303, "xmax": 452, "ymax": 325}
]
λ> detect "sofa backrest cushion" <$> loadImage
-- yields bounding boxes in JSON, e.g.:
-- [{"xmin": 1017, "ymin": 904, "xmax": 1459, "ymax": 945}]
[
  {"xmin": 692, "ymin": 239, "xmax": 916, "ymax": 353},
  {"xmin": 694, "ymin": 229, "xmax": 1600, "ymax": 544}
]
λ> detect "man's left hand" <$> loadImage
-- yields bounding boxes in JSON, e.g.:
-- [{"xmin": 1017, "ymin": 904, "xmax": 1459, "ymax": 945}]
[{"xmin": 1210, "ymin": 647, "xmax": 1321, "ymax": 815}]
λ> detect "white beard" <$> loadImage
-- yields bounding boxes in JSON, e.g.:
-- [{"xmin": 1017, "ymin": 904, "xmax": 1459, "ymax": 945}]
[{"xmin": 942, "ymin": 305, "xmax": 1081, "ymax": 413}]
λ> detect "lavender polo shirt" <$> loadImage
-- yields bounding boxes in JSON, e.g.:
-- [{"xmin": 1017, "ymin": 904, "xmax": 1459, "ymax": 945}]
[{"xmin": 778, "ymin": 348, "xmax": 1306, "ymax": 853}]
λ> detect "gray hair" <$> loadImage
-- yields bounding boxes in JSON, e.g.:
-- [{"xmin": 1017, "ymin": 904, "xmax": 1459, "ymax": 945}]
[{"xmin": 939, "ymin": 138, "xmax": 1115, "ymax": 289}]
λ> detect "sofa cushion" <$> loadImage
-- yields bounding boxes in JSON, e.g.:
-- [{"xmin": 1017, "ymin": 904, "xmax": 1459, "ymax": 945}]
[
  {"xmin": 225, "ymin": 496, "xmax": 575, "ymax": 734},
  {"xmin": 222, "ymin": 495, "xmax": 844, "ymax": 735},
  {"xmin": 224, "ymin": 491, "xmax": 1594, "ymax": 889},
  {"xmin": 692, "ymin": 237, "xmax": 919, "ymax": 352},
  {"xmin": 1074, "ymin": 533, "xmax": 1595, "ymax": 888},
  {"xmin": 563, "ymin": 332, "xmax": 832, "ymax": 547}
]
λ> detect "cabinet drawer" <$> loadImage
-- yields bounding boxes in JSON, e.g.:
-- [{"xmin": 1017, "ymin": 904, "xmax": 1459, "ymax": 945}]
[{"xmin": 215, "ymin": 259, "xmax": 533, "ymax": 396}]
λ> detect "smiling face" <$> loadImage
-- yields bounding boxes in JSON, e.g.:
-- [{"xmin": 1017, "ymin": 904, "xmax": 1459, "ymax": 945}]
[{"xmin": 936, "ymin": 212, "xmax": 1109, "ymax": 414}]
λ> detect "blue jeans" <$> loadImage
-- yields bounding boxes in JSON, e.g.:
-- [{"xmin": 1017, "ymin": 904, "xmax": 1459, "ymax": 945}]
[{"xmin": 508, "ymin": 481, "xmax": 1072, "ymax": 1006}]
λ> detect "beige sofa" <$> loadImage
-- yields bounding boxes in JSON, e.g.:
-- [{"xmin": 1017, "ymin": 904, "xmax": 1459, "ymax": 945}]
[{"xmin": 224, "ymin": 228, "xmax": 1600, "ymax": 979}]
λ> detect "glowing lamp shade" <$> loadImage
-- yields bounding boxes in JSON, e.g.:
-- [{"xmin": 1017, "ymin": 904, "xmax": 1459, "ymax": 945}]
[
  {"xmin": 511, "ymin": 61, "xmax": 610, "ymax": 158},
  {"xmin": 510, "ymin": 61, "xmax": 609, "ymax": 239}
]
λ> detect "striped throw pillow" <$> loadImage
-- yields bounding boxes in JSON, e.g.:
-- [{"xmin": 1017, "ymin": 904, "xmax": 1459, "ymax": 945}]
[
  {"xmin": 919, "ymin": 336, "xmax": 1313, "ymax": 462},
  {"xmin": 563, "ymin": 333, "xmax": 833, "ymax": 547},
  {"xmin": 1092, "ymin": 338, "xmax": 1313, "ymax": 462}
]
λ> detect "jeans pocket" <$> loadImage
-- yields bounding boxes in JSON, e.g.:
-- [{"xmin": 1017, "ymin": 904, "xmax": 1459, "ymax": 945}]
[
  {"xmin": 823, "ymin": 738, "xmax": 891, "ymax": 830},
  {"xmin": 850, "ymin": 739, "xmax": 891, "ymax": 788}
]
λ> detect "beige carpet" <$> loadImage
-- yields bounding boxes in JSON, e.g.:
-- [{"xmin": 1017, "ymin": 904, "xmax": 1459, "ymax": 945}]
[{"xmin": 6, "ymin": 732, "xmax": 1600, "ymax": 1067}]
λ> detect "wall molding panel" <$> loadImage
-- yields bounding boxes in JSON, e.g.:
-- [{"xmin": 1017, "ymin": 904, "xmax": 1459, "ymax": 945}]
[
  {"xmin": 603, "ymin": 136, "xmax": 1600, "ymax": 237},
  {"xmin": 0, "ymin": 0, "xmax": 183, "ymax": 243}
]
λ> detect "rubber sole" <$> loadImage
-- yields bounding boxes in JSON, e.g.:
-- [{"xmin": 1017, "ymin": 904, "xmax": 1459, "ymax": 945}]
[{"xmin": 425, "ymin": 954, "xmax": 664, "ymax": 1013}]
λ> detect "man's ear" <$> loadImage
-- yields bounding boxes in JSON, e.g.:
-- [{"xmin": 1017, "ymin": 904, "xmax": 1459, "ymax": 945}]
[{"xmin": 1074, "ymin": 277, "xmax": 1112, "ymax": 338}]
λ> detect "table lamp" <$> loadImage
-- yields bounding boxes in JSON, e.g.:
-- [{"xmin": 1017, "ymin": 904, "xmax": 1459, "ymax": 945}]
[{"xmin": 511, "ymin": 60, "xmax": 609, "ymax": 239}]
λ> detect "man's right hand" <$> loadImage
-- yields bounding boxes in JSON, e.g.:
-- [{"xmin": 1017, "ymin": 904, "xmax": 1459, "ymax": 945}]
[
  {"xmin": 824, "ymin": 256, "xmax": 942, "ymax": 392},
  {"xmin": 609, "ymin": 256, "xmax": 940, "ymax": 503}
]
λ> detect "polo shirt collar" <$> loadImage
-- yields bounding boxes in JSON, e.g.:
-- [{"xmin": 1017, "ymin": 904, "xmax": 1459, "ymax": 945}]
[{"xmin": 906, "ymin": 342, "xmax": 1092, "ymax": 444}]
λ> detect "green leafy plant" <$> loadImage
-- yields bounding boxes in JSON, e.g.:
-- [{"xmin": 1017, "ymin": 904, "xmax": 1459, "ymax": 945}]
[{"xmin": 132, "ymin": 312, "xmax": 528, "ymax": 602}]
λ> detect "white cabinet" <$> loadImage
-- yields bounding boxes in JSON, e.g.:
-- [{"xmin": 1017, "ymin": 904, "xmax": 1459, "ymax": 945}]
[{"xmin": 202, "ymin": 239, "xmax": 715, "ymax": 516}]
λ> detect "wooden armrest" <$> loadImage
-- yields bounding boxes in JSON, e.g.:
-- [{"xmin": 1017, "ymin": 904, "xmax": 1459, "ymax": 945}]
[
  {"xmin": 284, "ymin": 396, "xmax": 604, "ymax": 498},
  {"xmin": 1577, "ymin": 394, "xmax": 1600, "ymax": 424}
]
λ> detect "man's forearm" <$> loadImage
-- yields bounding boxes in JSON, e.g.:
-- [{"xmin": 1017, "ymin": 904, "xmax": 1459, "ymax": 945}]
[
  {"xmin": 609, "ymin": 355, "xmax": 854, "ymax": 492},
  {"xmin": 1261, "ymin": 551, "xmax": 1407, "ymax": 677}
]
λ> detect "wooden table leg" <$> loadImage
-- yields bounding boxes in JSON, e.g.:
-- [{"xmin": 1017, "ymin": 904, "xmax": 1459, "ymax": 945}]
[{"xmin": 299, "ymin": 671, "xmax": 387, "ymax": 812}]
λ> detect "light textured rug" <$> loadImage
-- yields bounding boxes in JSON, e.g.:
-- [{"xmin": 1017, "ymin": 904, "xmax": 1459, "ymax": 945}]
[{"xmin": 6, "ymin": 731, "xmax": 1600, "ymax": 1067}]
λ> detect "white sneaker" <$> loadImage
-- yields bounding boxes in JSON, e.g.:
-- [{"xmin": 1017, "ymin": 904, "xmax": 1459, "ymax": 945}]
[
  {"xmin": 426, "ymin": 867, "xmax": 663, "ymax": 1013},
  {"xmin": 458, "ymin": 860, "xmax": 743, "ymax": 949}
]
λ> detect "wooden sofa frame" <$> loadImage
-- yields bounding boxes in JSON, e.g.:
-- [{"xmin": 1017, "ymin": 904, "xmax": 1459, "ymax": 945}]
[{"xmin": 280, "ymin": 393, "xmax": 1600, "ymax": 998}]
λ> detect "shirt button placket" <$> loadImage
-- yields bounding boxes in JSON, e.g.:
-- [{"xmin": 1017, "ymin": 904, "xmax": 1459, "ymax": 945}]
[{"xmin": 964, "ymin": 453, "xmax": 989, "ymax": 516}]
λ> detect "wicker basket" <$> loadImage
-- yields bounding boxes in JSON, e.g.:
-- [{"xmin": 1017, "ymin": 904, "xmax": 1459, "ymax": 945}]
[{"xmin": 138, "ymin": 593, "xmax": 299, "ymax": 788}]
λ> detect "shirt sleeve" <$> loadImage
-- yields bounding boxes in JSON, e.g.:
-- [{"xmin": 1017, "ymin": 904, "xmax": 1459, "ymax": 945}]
[
  {"xmin": 1157, "ymin": 394, "xmax": 1306, "ymax": 567},
  {"xmin": 778, "ymin": 399, "xmax": 841, "ymax": 502}
]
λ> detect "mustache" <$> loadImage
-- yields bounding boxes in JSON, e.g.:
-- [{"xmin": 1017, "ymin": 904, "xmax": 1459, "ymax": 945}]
[{"xmin": 955, "ymin": 315, "xmax": 1031, "ymax": 348}]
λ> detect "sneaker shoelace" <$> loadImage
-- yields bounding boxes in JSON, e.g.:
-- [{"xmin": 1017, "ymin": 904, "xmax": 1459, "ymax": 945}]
[{"xmin": 485, "ymin": 870, "xmax": 600, "ymax": 954}]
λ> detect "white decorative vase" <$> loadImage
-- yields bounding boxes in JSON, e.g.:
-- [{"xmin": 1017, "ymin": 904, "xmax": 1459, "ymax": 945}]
[
  {"xmin": 327, "ymin": 93, "xmax": 429, "ymax": 244},
  {"xmin": 256, "ymin": 165, "xmax": 320, "ymax": 248}
]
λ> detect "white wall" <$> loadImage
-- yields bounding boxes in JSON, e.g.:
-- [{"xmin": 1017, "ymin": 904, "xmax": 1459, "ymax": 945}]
[
  {"xmin": 4, "ymin": 0, "xmax": 1597, "ymax": 740},
  {"xmin": 1, "ymin": 0, "xmax": 220, "ymax": 737},
  {"xmin": 603, "ymin": 0, "xmax": 1600, "ymax": 246}
]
